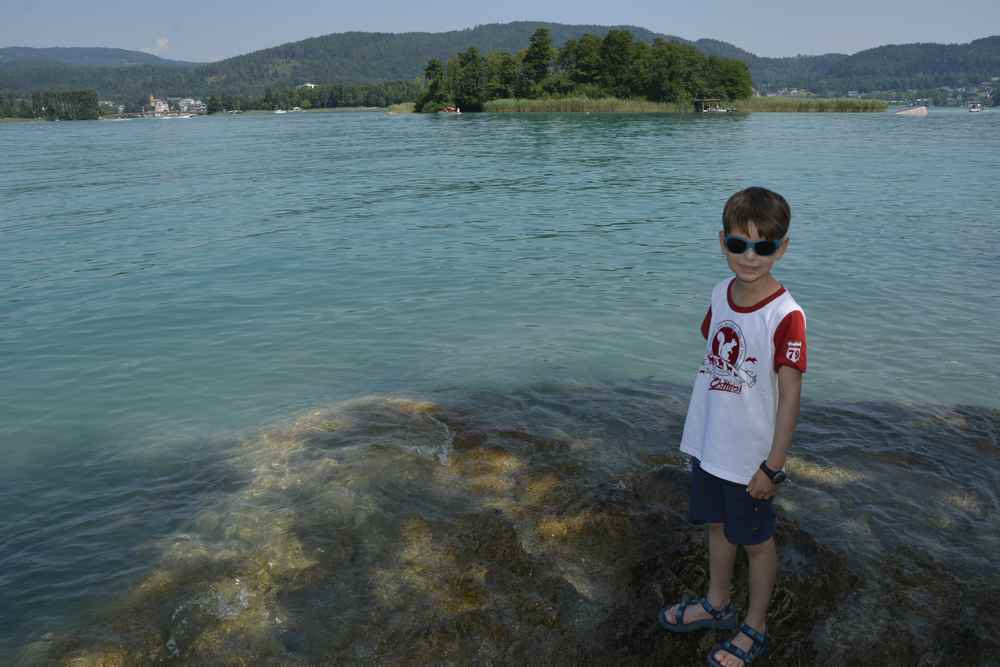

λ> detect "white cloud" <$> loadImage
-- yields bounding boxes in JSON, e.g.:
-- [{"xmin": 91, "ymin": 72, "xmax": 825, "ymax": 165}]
[{"xmin": 144, "ymin": 37, "xmax": 169, "ymax": 56}]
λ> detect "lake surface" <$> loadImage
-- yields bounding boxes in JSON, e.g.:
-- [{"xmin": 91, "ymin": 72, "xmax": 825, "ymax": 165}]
[{"xmin": 2, "ymin": 109, "xmax": 998, "ymax": 661}]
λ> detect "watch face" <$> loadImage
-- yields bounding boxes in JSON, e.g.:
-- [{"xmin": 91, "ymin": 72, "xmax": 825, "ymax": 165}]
[{"xmin": 773, "ymin": 470, "xmax": 787, "ymax": 484}]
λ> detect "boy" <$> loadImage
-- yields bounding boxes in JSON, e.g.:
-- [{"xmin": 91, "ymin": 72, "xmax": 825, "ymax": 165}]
[{"xmin": 659, "ymin": 187, "xmax": 807, "ymax": 667}]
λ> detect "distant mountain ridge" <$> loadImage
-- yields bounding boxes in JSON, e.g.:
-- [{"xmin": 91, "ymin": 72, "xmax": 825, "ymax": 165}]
[
  {"xmin": 1, "ymin": 23, "xmax": 998, "ymax": 100},
  {"xmin": 0, "ymin": 46, "xmax": 197, "ymax": 67}
]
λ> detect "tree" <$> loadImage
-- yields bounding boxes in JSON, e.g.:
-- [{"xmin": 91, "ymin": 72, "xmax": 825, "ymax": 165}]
[
  {"xmin": 415, "ymin": 58, "xmax": 448, "ymax": 112},
  {"xmin": 713, "ymin": 58, "xmax": 753, "ymax": 100},
  {"xmin": 567, "ymin": 34, "xmax": 604, "ymax": 88},
  {"xmin": 600, "ymin": 29, "xmax": 636, "ymax": 98},
  {"xmin": 523, "ymin": 28, "xmax": 555, "ymax": 88},
  {"xmin": 453, "ymin": 47, "xmax": 487, "ymax": 111},
  {"xmin": 642, "ymin": 40, "xmax": 704, "ymax": 104},
  {"xmin": 29, "ymin": 90, "xmax": 98, "ymax": 120},
  {"xmin": 485, "ymin": 51, "xmax": 519, "ymax": 99}
]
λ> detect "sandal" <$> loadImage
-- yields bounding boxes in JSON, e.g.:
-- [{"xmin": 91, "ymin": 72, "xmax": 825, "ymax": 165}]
[
  {"xmin": 707, "ymin": 623, "xmax": 768, "ymax": 666},
  {"xmin": 658, "ymin": 594, "xmax": 737, "ymax": 633}
]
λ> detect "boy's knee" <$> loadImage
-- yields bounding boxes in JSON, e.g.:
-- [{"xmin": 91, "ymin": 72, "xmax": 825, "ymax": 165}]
[{"xmin": 743, "ymin": 537, "xmax": 775, "ymax": 555}]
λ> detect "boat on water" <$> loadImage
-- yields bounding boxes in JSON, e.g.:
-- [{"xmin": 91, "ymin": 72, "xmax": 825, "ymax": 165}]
[
  {"xmin": 693, "ymin": 98, "xmax": 732, "ymax": 113},
  {"xmin": 438, "ymin": 106, "xmax": 461, "ymax": 115},
  {"xmin": 895, "ymin": 105, "xmax": 928, "ymax": 117},
  {"xmin": 968, "ymin": 102, "xmax": 984, "ymax": 113},
  {"xmin": 274, "ymin": 109, "xmax": 288, "ymax": 114}
]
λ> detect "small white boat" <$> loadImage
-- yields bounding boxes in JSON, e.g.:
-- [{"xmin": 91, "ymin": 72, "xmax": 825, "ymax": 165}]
[
  {"xmin": 274, "ymin": 109, "xmax": 288, "ymax": 114},
  {"xmin": 895, "ymin": 105, "xmax": 928, "ymax": 117},
  {"xmin": 968, "ymin": 102, "xmax": 984, "ymax": 113}
]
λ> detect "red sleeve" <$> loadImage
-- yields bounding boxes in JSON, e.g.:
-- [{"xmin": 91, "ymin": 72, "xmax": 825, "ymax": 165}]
[
  {"xmin": 773, "ymin": 310, "xmax": 807, "ymax": 373},
  {"xmin": 700, "ymin": 306, "xmax": 712, "ymax": 340}
]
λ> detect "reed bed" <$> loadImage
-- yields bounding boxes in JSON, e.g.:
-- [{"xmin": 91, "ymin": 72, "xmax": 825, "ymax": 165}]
[
  {"xmin": 732, "ymin": 97, "xmax": 888, "ymax": 112},
  {"xmin": 485, "ymin": 97, "xmax": 687, "ymax": 113},
  {"xmin": 387, "ymin": 102, "xmax": 415, "ymax": 113}
]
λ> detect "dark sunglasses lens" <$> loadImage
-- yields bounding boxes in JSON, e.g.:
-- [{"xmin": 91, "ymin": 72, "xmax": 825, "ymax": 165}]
[
  {"xmin": 754, "ymin": 240, "xmax": 780, "ymax": 256},
  {"xmin": 725, "ymin": 237, "xmax": 748, "ymax": 254}
]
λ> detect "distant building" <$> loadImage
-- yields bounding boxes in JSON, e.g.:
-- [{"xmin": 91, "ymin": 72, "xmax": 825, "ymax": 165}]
[
  {"xmin": 847, "ymin": 90, "xmax": 860, "ymax": 98},
  {"xmin": 177, "ymin": 98, "xmax": 207, "ymax": 114},
  {"xmin": 148, "ymin": 95, "xmax": 170, "ymax": 114}
]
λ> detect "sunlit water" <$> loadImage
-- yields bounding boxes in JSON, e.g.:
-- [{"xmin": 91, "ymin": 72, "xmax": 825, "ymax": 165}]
[{"xmin": 1, "ymin": 109, "xmax": 998, "ymax": 660}]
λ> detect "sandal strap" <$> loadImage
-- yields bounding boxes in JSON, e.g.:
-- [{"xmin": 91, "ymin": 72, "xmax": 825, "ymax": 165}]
[
  {"xmin": 738, "ymin": 623, "xmax": 767, "ymax": 647},
  {"xmin": 699, "ymin": 597, "xmax": 733, "ymax": 621},
  {"xmin": 674, "ymin": 595, "xmax": 693, "ymax": 624},
  {"xmin": 717, "ymin": 639, "xmax": 751, "ymax": 663}
]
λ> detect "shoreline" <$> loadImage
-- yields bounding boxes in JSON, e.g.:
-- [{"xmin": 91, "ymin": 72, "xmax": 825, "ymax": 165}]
[{"xmin": 484, "ymin": 96, "xmax": 888, "ymax": 113}]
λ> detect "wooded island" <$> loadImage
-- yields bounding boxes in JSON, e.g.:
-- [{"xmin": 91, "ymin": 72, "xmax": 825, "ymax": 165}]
[{"xmin": 416, "ymin": 28, "xmax": 752, "ymax": 112}]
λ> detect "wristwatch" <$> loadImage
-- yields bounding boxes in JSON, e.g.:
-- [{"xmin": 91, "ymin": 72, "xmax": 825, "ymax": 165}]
[{"xmin": 759, "ymin": 461, "xmax": 787, "ymax": 485}]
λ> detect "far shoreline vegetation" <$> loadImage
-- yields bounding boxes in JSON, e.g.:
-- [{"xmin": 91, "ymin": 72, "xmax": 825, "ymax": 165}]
[
  {"xmin": 412, "ymin": 28, "xmax": 886, "ymax": 114},
  {"xmin": 416, "ymin": 28, "xmax": 753, "ymax": 114},
  {"xmin": 0, "ymin": 90, "xmax": 99, "ymax": 121},
  {"xmin": 0, "ymin": 28, "xmax": 899, "ymax": 121}
]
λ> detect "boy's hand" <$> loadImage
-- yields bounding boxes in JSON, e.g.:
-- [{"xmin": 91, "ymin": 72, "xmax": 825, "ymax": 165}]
[{"xmin": 746, "ymin": 469, "xmax": 776, "ymax": 500}]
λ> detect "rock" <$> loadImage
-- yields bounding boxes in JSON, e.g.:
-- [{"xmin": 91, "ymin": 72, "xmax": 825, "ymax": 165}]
[{"xmin": 32, "ymin": 398, "xmax": 1000, "ymax": 666}]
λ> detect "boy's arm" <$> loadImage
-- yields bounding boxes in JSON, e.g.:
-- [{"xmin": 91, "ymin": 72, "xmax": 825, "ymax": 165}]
[
  {"xmin": 766, "ymin": 365, "xmax": 803, "ymax": 471},
  {"xmin": 747, "ymin": 365, "xmax": 803, "ymax": 499}
]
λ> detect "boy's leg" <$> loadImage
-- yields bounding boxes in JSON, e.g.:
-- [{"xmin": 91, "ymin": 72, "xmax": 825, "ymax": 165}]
[
  {"xmin": 711, "ymin": 537, "xmax": 777, "ymax": 667},
  {"xmin": 707, "ymin": 522, "xmax": 738, "ymax": 608},
  {"xmin": 665, "ymin": 460, "xmax": 740, "ymax": 625},
  {"xmin": 664, "ymin": 523, "xmax": 737, "ymax": 624},
  {"xmin": 744, "ymin": 536, "xmax": 776, "ymax": 631},
  {"xmin": 711, "ymin": 478, "xmax": 777, "ymax": 665}
]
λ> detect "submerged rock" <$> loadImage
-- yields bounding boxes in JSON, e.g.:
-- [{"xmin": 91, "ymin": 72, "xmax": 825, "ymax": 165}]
[{"xmin": 30, "ymin": 397, "xmax": 1000, "ymax": 666}]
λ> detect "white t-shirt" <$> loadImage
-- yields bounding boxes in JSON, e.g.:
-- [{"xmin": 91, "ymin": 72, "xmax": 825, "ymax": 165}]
[{"xmin": 680, "ymin": 277, "xmax": 807, "ymax": 484}]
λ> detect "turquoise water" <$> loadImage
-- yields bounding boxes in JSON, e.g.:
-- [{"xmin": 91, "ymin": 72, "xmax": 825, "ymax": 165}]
[{"xmin": 2, "ymin": 109, "xmax": 998, "ymax": 659}]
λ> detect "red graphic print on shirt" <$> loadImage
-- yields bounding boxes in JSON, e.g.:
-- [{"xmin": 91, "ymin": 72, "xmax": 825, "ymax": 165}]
[{"xmin": 700, "ymin": 320, "xmax": 758, "ymax": 393}]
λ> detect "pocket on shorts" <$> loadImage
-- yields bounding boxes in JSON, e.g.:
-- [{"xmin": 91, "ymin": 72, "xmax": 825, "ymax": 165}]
[
  {"xmin": 725, "ymin": 489, "xmax": 775, "ymax": 543},
  {"xmin": 744, "ymin": 493, "xmax": 775, "ymax": 541}
]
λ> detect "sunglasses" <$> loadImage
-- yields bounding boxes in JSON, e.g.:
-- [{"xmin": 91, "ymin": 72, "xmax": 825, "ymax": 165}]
[{"xmin": 724, "ymin": 234, "xmax": 785, "ymax": 257}]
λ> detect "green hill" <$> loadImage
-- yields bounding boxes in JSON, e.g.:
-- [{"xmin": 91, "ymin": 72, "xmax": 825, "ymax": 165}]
[
  {"xmin": 818, "ymin": 37, "xmax": 1000, "ymax": 90},
  {"xmin": 1, "ymin": 24, "xmax": 998, "ymax": 101},
  {"xmin": 191, "ymin": 22, "xmax": 689, "ymax": 95},
  {"xmin": 0, "ymin": 46, "xmax": 197, "ymax": 67}
]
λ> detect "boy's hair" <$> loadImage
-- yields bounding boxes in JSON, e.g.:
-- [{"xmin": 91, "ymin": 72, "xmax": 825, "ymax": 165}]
[{"xmin": 722, "ymin": 187, "xmax": 791, "ymax": 240}]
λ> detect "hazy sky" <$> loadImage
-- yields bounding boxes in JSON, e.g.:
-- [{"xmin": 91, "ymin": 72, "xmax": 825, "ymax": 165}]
[{"xmin": 4, "ymin": 0, "xmax": 998, "ymax": 63}]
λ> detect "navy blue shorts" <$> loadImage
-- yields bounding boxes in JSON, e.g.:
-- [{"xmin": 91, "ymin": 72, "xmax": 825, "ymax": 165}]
[{"xmin": 688, "ymin": 458, "xmax": 776, "ymax": 545}]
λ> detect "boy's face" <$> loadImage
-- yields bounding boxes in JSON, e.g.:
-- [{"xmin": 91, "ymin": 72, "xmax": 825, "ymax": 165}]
[{"xmin": 718, "ymin": 221, "xmax": 787, "ymax": 285}]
